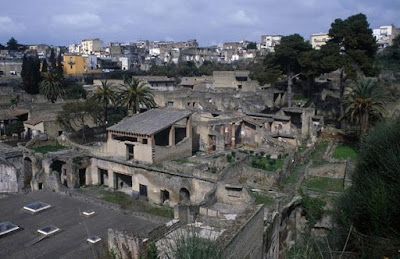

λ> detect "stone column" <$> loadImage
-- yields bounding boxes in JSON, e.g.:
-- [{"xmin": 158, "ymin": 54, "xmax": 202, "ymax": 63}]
[
  {"xmin": 231, "ymin": 123, "xmax": 236, "ymax": 148},
  {"xmin": 169, "ymin": 126, "xmax": 175, "ymax": 146},
  {"xmin": 186, "ymin": 116, "xmax": 192, "ymax": 138}
]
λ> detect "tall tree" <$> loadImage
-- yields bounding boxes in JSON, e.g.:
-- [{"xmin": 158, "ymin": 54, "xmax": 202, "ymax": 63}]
[
  {"xmin": 119, "ymin": 77, "xmax": 156, "ymax": 114},
  {"xmin": 94, "ymin": 80, "xmax": 116, "ymax": 123},
  {"xmin": 21, "ymin": 54, "xmax": 41, "ymax": 94},
  {"xmin": 56, "ymin": 51, "xmax": 64, "ymax": 77},
  {"xmin": 6, "ymin": 37, "xmax": 18, "ymax": 51},
  {"xmin": 57, "ymin": 99, "xmax": 102, "ymax": 141},
  {"xmin": 41, "ymin": 59, "xmax": 48, "ymax": 73},
  {"xmin": 321, "ymin": 13, "xmax": 378, "ymax": 125},
  {"xmin": 49, "ymin": 48, "xmax": 57, "ymax": 71},
  {"xmin": 39, "ymin": 71, "xmax": 64, "ymax": 103},
  {"xmin": 250, "ymin": 54, "xmax": 282, "ymax": 86},
  {"xmin": 274, "ymin": 34, "xmax": 312, "ymax": 106},
  {"xmin": 341, "ymin": 76, "xmax": 387, "ymax": 133}
]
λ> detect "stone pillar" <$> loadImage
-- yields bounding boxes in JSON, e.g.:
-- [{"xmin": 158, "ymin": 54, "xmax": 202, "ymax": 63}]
[
  {"xmin": 169, "ymin": 126, "xmax": 175, "ymax": 146},
  {"xmin": 149, "ymin": 135, "xmax": 155, "ymax": 147},
  {"xmin": 231, "ymin": 123, "xmax": 236, "ymax": 148},
  {"xmin": 186, "ymin": 116, "xmax": 192, "ymax": 138},
  {"xmin": 108, "ymin": 171, "xmax": 116, "ymax": 190}
]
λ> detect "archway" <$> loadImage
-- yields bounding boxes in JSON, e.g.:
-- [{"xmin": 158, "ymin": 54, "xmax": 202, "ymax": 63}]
[
  {"xmin": 50, "ymin": 160, "xmax": 67, "ymax": 187},
  {"xmin": 23, "ymin": 157, "xmax": 33, "ymax": 189},
  {"xmin": 179, "ymin": 188, "xmax": 190, "ymax": 204}
]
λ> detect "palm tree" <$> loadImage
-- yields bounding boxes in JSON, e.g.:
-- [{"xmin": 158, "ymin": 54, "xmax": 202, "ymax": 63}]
[
  {"xmin": 39, "ymin": 71, "xmax": 64, "ymax": 103},
  {"xmin": 341, "ymin": 76, "xmax": 387, "ymax": 133},
  {"xmin": 94, "ymin": 80, "xmax": 116, "ymax": 124},
  {"xmin": 119, "ymin": 77, "xmax": 156, "ymax": 114}
]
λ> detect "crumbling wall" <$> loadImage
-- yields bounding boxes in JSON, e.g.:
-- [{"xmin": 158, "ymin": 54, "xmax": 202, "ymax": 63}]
[
  {"xmin": 108, "ymin": 229, "xmax": 141, "ymax": 259},
  {"xmin": 222, "ymin": 205, "xmax": 265, "ymax": 259},
  {"xmin": 154, "ymin": 137, "xmax": 192, "ymax": 163},
  {"xmin": 0, "ymin": 159, "xmax": 18, "ymax": 192}
]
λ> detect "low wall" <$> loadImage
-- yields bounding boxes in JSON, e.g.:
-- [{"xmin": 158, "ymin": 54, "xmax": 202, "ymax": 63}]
[
  {"xmin": 306, "ymin": 163, "xmax": 346, "ymax": 179},
  {"xmin": 222, "ymin": 205, "xmax": 265, "ymax": 259},
  {"xmin": 154, "ymin": 137, "xmax": 192, "ymax": 163}
]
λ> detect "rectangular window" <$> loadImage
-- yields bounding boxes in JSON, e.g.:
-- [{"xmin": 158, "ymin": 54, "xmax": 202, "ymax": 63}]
[
  {"xmin": 139, "ymin": 184, "xmax": 148, "ymax": 198},
  {"xmin": 126, "ymin": 144, "xmax": 134, "ymax": 160}
]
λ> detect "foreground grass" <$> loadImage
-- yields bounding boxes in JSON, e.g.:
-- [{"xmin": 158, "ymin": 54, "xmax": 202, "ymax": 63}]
[
  {"xmin": 305, "ymin": 177, "xmax": 344, "ymax": 192},
  {"xmin": 333, "ymin": 144, "xmax": 357, "ymax": 160},
  {"xmin": 101, "ymin": 190, "xmax": 173, "ymax": 218},
  {"xmin": 32, "ymin": 143, "xmax": 66, "ymax": 154}
]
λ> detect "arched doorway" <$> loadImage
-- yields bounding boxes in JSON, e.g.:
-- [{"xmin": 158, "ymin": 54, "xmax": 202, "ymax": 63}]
[
  {"xmin": 51, "ymin": 160, "xmax": 67, "ymax": 187},
  {"xmin": 23, "ymin": 157, "xmax": 33, "ymax": 189},
  {"xmin": 179, "ymin": 188, "xmax": 190, "ymax": 204}
]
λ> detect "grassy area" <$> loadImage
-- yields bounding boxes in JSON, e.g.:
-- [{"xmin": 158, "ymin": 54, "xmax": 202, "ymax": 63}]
[
  {"xmin": 333, "ymin": 144, "xmax": 357, "ymax": 160},
  {"xmin": 251, "ymin": 191, "xmax": 275, "ymax": 206},
  {"xmin": 284, "ymin": 164, "xmax": 302, "ymax": 185},
  {"xmin": 174, "ymin": 157, "xmax": 190, "ymax": 164},
  {"xmin": 308, "ymin": 141, "xmax": 329, "ymax": 166},
  {"xmin": 100, "ymin": 190, "xmax": 173, "ymax": 218},
  {"xmin": 32, "ymin": 143, "xmax": 66, "ymax": 154},
  {"xmin": 305, "ymin": 177, "xmax": 344, "ymax": 192},
  {"xmin": 249, "ymin": 155, "xmax": 284, "ymax": 171},
  {"xmin": 292, "ymin": 93, "xmax": 309, "ymax": 102}
]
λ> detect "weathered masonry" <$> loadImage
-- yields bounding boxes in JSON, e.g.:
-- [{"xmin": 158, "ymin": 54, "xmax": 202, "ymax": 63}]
[{"xmin": 106, "ymin": 108, "xmax": 193, "ymax": 164}]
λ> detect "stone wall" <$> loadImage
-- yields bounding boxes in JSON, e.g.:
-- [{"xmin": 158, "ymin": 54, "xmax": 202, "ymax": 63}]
[
  {"xmin": 0, "ymin": 159, "xmax": 18, "ymax": 192},
  {"xmin": 222, "ymin": 205, "xmax": 265, "ymax": 259},
  {"xmin": 108, "ymin": 229, "xmax": 142, "ymax": 259},
  {"xmin": 90, "ymin": 157, "xmax": 215, "ymax": 206},
  {"xmin": 154, "ymin": 137, "xmax": 192, "ymax": 163},
  {"xmin": 306, "ymin": 163, "xmax": 346, "ymax": 179}
]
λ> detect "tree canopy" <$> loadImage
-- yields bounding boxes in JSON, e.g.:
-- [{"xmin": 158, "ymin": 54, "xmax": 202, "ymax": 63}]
[
  {"xmin": 6, "ymin": 37, "xmax": 19, "ymax": 51},
  {"xmin": 21, "ymin": 55, "xmax": 41, "ymax": 94}
]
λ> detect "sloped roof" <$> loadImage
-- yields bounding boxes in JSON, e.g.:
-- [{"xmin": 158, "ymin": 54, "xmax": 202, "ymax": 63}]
[{"xmin": 108, "ymin": 108, "xmax": 192, "ymax": 135}]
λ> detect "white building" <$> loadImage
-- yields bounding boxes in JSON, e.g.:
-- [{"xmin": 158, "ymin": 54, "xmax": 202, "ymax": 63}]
[
  {"xmin": 260, "ymin": 35, "xmax": 282, "ymax": 52},
  {"xmin": 81, "ymin": 38, "xmax": 104, "ymax": 55},
  {"xmin": 373, "ymin": 25, "xmax": 400, "ymax": 49},
  {"xmin": 68, "ymin": 43, "xmax": 81, "ymax": 54},
  {"xmin": 310, "ymin": 33, "xmax": 330, "ymax": 50},
  {"xmin": 118, "ymin": 57, "xmax": 131, "ymax": 70}
]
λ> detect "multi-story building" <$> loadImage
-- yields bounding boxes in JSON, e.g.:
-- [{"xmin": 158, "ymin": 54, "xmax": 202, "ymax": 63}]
[
  {"xmin": 0, "ymin": 60, "xmax": 22, "ymax": 77},
  {"xmin": 81, "ymin": 38, "xmax": 104, "ymax": 55},
  {"xmin": 260, "ymin": 35, "xmax": 282, "ymax": 52},
  {"xmin": 310, "ymin": 33, "xmax": 330, "ymax": 50},
  {"xmin": 373, "ymin": 25, "xmax": 400, "ymax": 49}
]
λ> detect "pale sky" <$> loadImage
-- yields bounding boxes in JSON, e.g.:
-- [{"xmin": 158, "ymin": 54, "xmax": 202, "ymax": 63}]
[{"xmin": 0, "ymin": 0, "xmax": 398, "ymax": 46}]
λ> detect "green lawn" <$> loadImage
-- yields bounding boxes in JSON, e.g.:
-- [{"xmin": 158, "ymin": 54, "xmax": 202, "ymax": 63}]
[
  {"xmin": 305, "ymin": 177, "xmax": 344, "ymax": 192},
  {"xmin": 249, "ymin": 155, "xmax": 284, "ymax": 171},
  {"xmin": 333, "ymin": 144, "xmax": 357, "ymax": 160},
  {"xmin": 32, "ymin": 143, "xmax": 66, "ymax": 154}
]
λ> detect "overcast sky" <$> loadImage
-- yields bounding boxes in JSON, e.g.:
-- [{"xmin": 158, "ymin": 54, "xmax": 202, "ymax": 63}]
[{"xmin": 1, "ymin": 0, "xmax": 399, "ymax": 46}]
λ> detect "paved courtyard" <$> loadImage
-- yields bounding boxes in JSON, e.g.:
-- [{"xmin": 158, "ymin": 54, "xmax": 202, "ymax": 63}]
[{"xmin": 0, "ymin": 190, "xmax": 160, "ymax": 259}]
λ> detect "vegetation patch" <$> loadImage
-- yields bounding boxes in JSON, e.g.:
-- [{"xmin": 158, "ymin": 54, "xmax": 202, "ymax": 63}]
[
  {"xmin": 249, "ymin": 155, "xmax": 284, "ymax": 171},
  {"xmin": 32, "ymin": 143, "xmax": 66, "ymax": 154},
  {"xmin": 307, "ymin": 141, "xmax": 329, "ymax": 166},
  {"xmin": 101, "ymin": 190, "xmax": 173, "ymax": 218},
  {"xmin": 305, "ymin": 177, "xmax": 344, "ymax": 192},
  {"xmin": 251, "ymin": 191, "xmax": 275, "ymax": 206},
  {"xmin": 300, "ymin": 191, "xmax": 326, "ymax": 224},
  {"xmin": 332, "ymin": 144, "xmax": 357, "ymax": 160}
]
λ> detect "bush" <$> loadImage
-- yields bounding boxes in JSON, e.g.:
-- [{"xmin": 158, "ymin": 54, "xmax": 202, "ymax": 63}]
[
  {"xmin": 337, "ymin": 117, "xmax": 400, "ymax": 256},
  {"xmin": 300, "ymin": 191, "xmax": 326, "ymax": 225}
]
